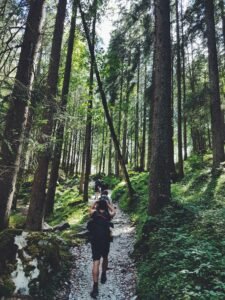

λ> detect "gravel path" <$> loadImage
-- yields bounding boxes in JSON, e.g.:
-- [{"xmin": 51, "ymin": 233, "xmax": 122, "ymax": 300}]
[{"xmin": 56, "ymin": 196, "xmax": 137, "ymax": 300}]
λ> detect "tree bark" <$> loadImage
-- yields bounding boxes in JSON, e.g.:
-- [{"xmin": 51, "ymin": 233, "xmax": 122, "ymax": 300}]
[
  {"xmin": 176, "ymin": 0, "xmax": 184, "ymax": 179},
  {"xmin": 181, "ymin": 0, "xmax": 187, "ymax": 160},
  {"xmin": 168, "ymin": 52, "xmax": 177, "ymax": 182},
  {"xmin": 122, "ymin": 53, "xmax": 131, "ymax": 163},
  {"xmin": 26, "ymin": 0, "xmax": 67, "ymax": 230},
  {"xmin": 149, "ymin": 0, "xmax": 171, "ymax": 215},
  {"xmin": 134, "ymin": 47, "xmax": 140, "ymax": 169},
  {"xmin": 0, "ymin": 0, "xmax": 45, "ymax": 230},
  {"xmin": 83, "ymin": 1, "xmax": 97, "ymax": 201},
  {"xmin": 45, "ymin": 0, "xmax": 77, "ymax": 215},
  {"xmin": 204, "ymin": 0, "xmax": 225, "ymax": 168},
  {"xmin": 140, "ymin": 63, "xmax": 147, "ymax": 172},
  {"xmin": 115, "ymin": 59, "xmax": 124, "ymax": 176},
  {"xmin": 79, "ymin": 2, "xmax": 134, "ymax": 200}
]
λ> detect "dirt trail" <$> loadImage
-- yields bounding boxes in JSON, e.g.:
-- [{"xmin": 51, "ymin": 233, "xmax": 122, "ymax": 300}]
[{"xmin": 56, "ymin": 196, "xmax": 137, "ymax": 300}]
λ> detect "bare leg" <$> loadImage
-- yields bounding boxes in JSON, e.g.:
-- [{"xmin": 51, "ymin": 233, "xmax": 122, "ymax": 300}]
[{"xmin": 92, "ymin": 260, "xmax": 100, "ymax": 283}]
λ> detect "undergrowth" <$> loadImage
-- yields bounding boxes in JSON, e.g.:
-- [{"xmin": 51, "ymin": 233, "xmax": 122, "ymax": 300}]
[{"xmin": 112, "ymin": 154, "xmax": 225, "ymax": 299}]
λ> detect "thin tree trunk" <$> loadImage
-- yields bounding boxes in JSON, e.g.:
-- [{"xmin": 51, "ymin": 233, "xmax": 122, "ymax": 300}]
[
  {"xmin": 140, "ymin": 63, "xmax": 147, "ymax": 172},
  {"xmin": 79, "ymin": 130, "xmax": 86, "ymax": 193},
  {"xmin": 149, "ymin": 0, "xmax": 171, "ymax": 215},
  {"xmin": 122, "ymin": 53, "xmax": 131, "ymax": 162},
  {"xmin": 168, "ymin": 52, "xmax": 177, "ymax": 182},
  {"xmin": 181, "ymin": 0, "xmax": 187, "ymax": 160},
  {"xmin": 79, "ymin": 2, "xmax": 134, "ymax": 199},
  {"xmin": 45, "ymin": 0, "xmax": 77, "ymax": 215},
  {"xmin": 204, "ymin": 0, "xmax": 225, "ymax": 167},
  {"xmin": 75, "ymin": 130, "xmax": 81, "ymax": 175},
  {"xmin": 176, "ymin": 0, "xmax": 184, "ymax": 179},
  {"xmin": 99, "ymin": 126, "xmax": 105, "ymax": 174},
  {"xmin": 0, "ymin": 0, "xmax": 45, "ymax": 230},
  {"xmin": 134, "ymin": 47, "xmax": 140, "ymax": 169},
  {"xmin": 108, "ymin": 136, "xmax": 112, "ymax": 175},
  {"xmin": 26, "ymin": 0, "xmax": 67, "ymax": 231},
  {"xmin": 147, "ymin": 48, "xmax": 155, "ymax": 170},
  {"xmin": 83, "ymin": 2, "xmax": 97, "ymax": 201},
  {"xmin": 115, "ymin": 59, "xmax": 124, "ymax": 176}
]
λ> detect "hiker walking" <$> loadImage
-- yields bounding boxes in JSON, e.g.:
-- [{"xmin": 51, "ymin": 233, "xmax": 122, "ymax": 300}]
[
  {"xmin": 88, "ymin": 199, "xmax": 116, "ymax": 298},
  {"xmin": 99, "ymin": 190, "xmax": 111, "ymax": 203},
  {"xmin": 94, "ymin": 179, "xmax": 102, "ymax": 200}
]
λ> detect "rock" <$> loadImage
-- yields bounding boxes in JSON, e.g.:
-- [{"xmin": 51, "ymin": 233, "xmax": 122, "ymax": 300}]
[{"xmin": 42, "ymin": 222, "xmax": 53, "ymax": 231}]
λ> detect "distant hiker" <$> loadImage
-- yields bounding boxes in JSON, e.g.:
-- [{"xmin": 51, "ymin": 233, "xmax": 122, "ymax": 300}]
[
  {"xmin": 100, "ymin": 190, "xmax": 111, "ymax": 203},
  {"xmin": 101, "ymin": 182, "xmax": 108, "ymax": 193},
  {"xmin": 94, "ymin": 179, "xmax": 102, "ymax": 199},
  {"xmin": 88, "ymin": 200, "xmax": 116, "ymax": 298}
]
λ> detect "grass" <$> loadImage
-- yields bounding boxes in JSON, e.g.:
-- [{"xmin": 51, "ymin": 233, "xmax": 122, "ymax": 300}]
[{"xmin": 112, "ymin": 154, "xmax": 225, "ymax": 300}]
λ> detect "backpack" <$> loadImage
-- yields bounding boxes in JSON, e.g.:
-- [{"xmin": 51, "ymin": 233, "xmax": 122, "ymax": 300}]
[
  {"xmin": 99, "ymin": 195, "xmax": 110, "ymax": 203},
  {"xmin": 87, "ymin": 210, "xmax": 112, "ymax": 242}
]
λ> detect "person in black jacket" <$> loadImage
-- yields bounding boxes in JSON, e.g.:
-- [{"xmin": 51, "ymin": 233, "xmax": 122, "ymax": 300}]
[{"xmin": 89, "ymin": 200, "xmax": 116, "ymax": 298}]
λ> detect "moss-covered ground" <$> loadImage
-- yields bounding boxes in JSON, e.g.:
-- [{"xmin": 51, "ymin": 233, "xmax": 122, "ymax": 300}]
[{"xmin": 112, "ymin": 154, "xmax": 225, "ymax": 300}]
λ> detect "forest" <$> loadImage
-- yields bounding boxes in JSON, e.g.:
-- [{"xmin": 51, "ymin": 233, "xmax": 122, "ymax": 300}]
[{"xmin": 0, "ymin": 0, "xmax": 225, "ymax": 299}]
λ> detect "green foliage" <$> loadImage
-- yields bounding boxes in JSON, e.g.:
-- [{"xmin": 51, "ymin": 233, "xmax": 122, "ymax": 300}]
[
  {"xmin": 9, "ymin": 212, "xmax": 26, "ymax": 229},
  {"xmin": 101, "ymin": 174, "xmax": 121, "ymax": 189},
  {"xmin": 46, "ymin": 177, "xmax": 88, "ymax": 243},
  {"xmin": 114, "ymin": 154, "xmax": 225, "ymax": 299}
]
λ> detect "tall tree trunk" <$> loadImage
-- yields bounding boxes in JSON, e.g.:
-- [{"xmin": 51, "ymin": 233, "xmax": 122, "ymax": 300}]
[
  {"xmin": 75, "ymin": 130, "xmax": 81, "ymax": 175},
  {"xmin": 79, "ymin": 2, "xmax": 134, "ymax": 200},
  {"xmin": 108, "ymin": 136, "xmax": 112, "ymax": 175},
  {"xmin": 176, "ymin": 0, "xmax": 184, "ymax": 179},
  {"xmin": 26, "ymin": 0, "xmax": 67, "ymax": 230},
  {"xmin": 83, "ymin": 2, "xmax": 97, "ymax": 201},
  {"xmin": 99, "ymin": 126, "xmax": 105, "ymax": 174},
  {"xmin": 115, "ymin": 59, "xmax": 124, "ymax": 176},
  {"xmin": 0, "ymin": 0, "xmax": 45, "ymax": 230},
  {"xmin": 204, "ymin": 0, "xmax": 225, "ymax": 168},
  {"xmin": 122, "ymin": 53, "xmax": 131, "ymax": 163},
  {"xmin": 79, "ymin": 130, "xmax": 86, "ymax": 193},
  {"xmin": 134, "ymin": 47, "xmax": 140, "ymax": 169},
  {"xmin": 181, "ymin": 0, "xmax": 187, "ymax": 160},
  {"xmin": 149, "ymin": 0, "xmax": 171, "ymax": 215},
  {"xmin": 147, "ymin": 48, "xmax": 156, "ymax": 170},
  {"xmin": 168, "ymin": 53, "xmax": 177, "ymax": 182},
  {"xmin": 45, "ymin": 0, "xmax": 77, "ymax": 215},
  {"xmin": 140, "ymin": 63, "xmax": 147, "ymax": 172}
]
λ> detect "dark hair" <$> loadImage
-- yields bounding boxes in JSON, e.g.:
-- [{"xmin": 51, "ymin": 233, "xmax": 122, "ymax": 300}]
[
  {"xmin": 97, "ymin": 200, "xmax": 108, "ymax": 211},
  {"xmin": 101, "ymin": 190, "xmax": 108, "ymax": 196}
]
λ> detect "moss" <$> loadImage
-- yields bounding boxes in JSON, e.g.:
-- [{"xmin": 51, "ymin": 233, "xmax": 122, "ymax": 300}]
[
  {"xmin": 25, "ymin": 232, "xmax": 72, "ymax": 299},
  {"xmin": 0, "ymin": 276, "xmax": 15, "ymax": 296},
  {"xmin": 9, "ymin": 213, "xmax": 26, "ymax": 229},
  {"xmin": 0, "ymin": 229, "xmax": 21, "ymax": 275}
]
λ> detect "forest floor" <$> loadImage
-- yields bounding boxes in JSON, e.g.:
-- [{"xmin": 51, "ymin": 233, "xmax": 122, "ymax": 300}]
[{"xmin": 55, "ymin": 195, "xmax": 137, "ymax": 300}]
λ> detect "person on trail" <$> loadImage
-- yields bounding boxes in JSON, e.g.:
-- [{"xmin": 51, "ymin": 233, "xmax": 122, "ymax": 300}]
[
  {"xmin": 99, "ymin": 190, "xmax": 111, "ymax": 203},
  {"xmin": 94, "ymin": 179, "xmax": 102, "ymax": 199},
  {"xmin": 88, "ymin": 199, "xmax": 116, "ymax": 298}
]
